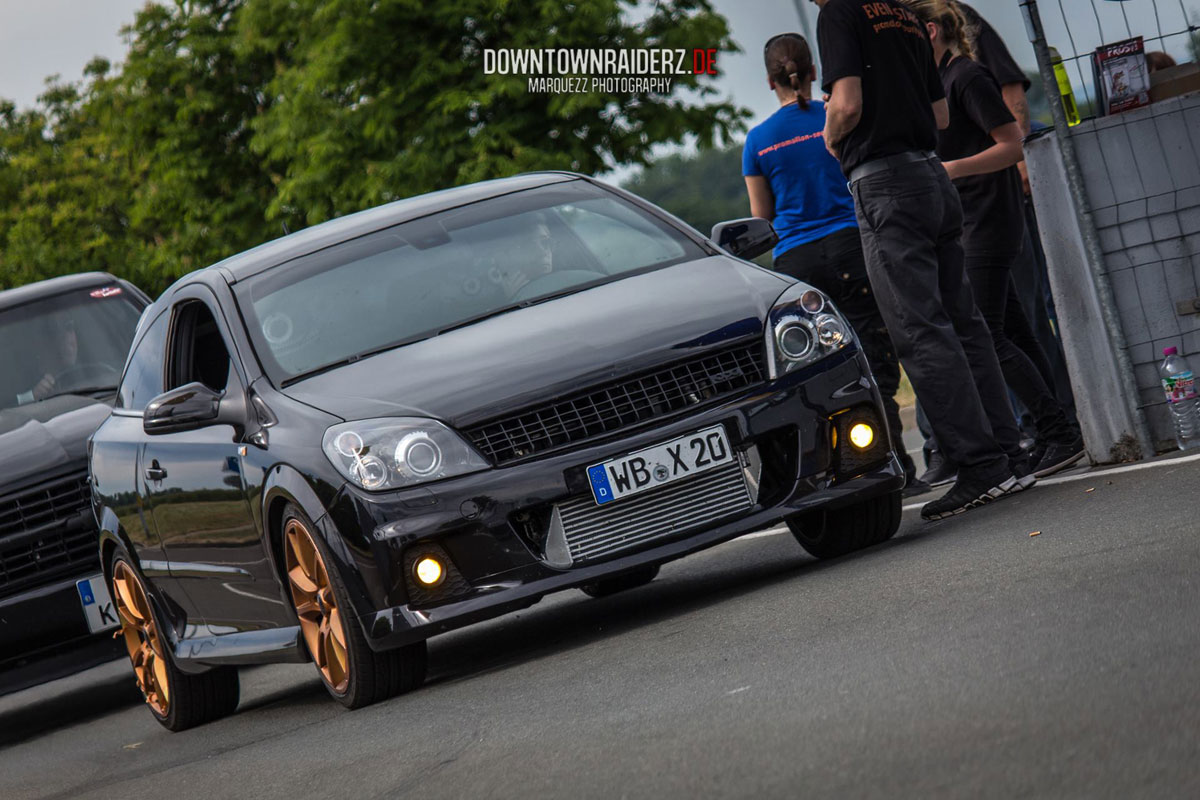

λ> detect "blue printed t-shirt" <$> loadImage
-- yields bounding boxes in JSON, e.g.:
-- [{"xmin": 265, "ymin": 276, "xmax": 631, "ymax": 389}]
[{"xmin": 742, "ymin": 101, "xmax": 858, "ymax": 257}]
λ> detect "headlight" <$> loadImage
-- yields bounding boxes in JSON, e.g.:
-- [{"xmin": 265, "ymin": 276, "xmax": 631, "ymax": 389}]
[
  {"xmin": 765, "ymin": 283, "xmax": 855, "ymax": 379},
  {"xmin": 322, "ymin": 418, "xmax": 489, "ymax": 491}
]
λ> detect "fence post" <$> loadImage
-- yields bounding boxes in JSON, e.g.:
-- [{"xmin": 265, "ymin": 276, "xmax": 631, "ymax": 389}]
[{"xmin": 1018, "ymin": 0, "xmax": 1154, "ymax": 460}]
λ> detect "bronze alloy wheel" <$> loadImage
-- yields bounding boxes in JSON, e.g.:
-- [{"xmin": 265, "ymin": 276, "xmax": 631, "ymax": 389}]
[
  {"xmin": 112, "ymin": 560, "xmax": 170, "ymax": 717},
  {"xmin": 284, "ymin": 518, "xmax": 350, "ymax": 693}
]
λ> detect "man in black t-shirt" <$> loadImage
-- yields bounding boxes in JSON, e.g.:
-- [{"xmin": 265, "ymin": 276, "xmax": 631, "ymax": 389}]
[{"xmin": 814, "ymin": 0, "xmax": 1027, "ymax": 519}]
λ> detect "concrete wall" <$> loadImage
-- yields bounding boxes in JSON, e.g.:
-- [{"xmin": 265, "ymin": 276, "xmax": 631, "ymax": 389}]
[{"xmin": 1026, "ymin": 91, "xmax": 1200, "ymax": 453}]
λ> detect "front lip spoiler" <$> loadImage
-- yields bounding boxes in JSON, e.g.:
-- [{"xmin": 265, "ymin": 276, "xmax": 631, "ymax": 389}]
[{"xmin": 356, "ymin": 456, "xmax": 904, "ymax": 650}]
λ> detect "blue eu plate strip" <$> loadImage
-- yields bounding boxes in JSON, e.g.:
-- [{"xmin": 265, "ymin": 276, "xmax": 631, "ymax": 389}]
[
  {"xmin": 587, "ymin": 464, "xmax": 615, "ymax": 505},
  {"xmin": 78, "ymin": 579, "xmax": 95, "ymax": 606}
]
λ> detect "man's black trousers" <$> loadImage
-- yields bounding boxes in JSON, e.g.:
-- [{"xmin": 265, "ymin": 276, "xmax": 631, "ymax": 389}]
[
  {"xmin": 849, "ymin": 157, "xmax": 1017, "ymax": 480},
  {"xmin": 773, "ymin": 226, "xmax": 916, "ymax": 482}
]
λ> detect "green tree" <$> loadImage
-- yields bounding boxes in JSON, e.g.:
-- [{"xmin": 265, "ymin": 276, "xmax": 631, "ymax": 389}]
[
  {"xmin": 1, "ymin": 0, "xmax": 747, "ymax": 295},
  {"xmin": 239, "ymin": 0, "xmax": 747, "ymax": 226},
  {"xmin": 621, "ymin": 144, "xmax": 747, "ymax": 237}
]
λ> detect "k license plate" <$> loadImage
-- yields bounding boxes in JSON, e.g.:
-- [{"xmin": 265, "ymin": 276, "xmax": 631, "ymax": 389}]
[
  {"xmin": 586, "ymin": 425, "xmax": 733, "ymax": 505},
  {"xmin": 76, "ymin": 574, "xmax": 120, "ymax": 634}
]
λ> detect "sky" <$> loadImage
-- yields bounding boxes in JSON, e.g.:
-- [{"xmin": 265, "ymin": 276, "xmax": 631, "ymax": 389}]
[{"xmin": 1, "ymin": 1, "xmax": 1197, "ymax": 151}]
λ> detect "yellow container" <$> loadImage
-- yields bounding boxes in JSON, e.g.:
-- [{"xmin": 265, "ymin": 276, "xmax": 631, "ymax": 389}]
[{"xmin": 1050, "ymin": 47, "xmax": 1081, "ymax": 126}]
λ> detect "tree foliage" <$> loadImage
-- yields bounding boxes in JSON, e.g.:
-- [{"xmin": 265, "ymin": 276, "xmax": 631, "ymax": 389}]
[
  {"xmin": 0, "ymin": 0, "xmax": 747, "ymax": 296},
  {"xmin": 621, "ymin": 144, "xmax": 747, "ymax": 238}
]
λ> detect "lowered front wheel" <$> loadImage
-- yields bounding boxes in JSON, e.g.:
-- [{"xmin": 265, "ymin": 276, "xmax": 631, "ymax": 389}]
[
  {"xmin": 786, "ymin": 491, "xmax": 902, "ymax": 560},
  {"xmin": 111, "ymin": 555, "xmax": 239, "ymax": 731},
  {"xmin": 282, "ymin": 504, "xmax": 427, "ymax": 709}
]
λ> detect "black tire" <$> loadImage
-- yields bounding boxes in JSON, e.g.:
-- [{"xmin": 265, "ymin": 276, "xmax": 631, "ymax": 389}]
[
  {"xmin": 786, "ymin": 490, "xmax": 902, "ymax": 560},
  {"xmin": 282, "ymin": 503, "xmax": 427, "ymax": 710},
  {"xmin": 108, "ymin": 550, "xmax": 239, "ymax": 732},
  {"xmin": 579, "ymin": 564, "xmax": 660, "ymax": 598}
]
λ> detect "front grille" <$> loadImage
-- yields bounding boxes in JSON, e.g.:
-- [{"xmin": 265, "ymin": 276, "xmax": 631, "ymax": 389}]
[
  {"xmin": 0, "ymin": 472, "xmax": 97, "ymax": 600},
  {"xmin": 466, "ymin": 340, "xmax": 766, "ymax": 465},
  {"xmin": 550, "ymin": 459, "xmax": 753, "ymax": 565}
]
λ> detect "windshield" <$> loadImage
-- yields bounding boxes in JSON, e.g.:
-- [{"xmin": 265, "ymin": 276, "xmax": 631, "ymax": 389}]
[
  {"xmin": 0, "ymin": 285, "xmax": 145, "ymax": 411},
  {"xmin": 236, "ymin": 180, "xmax": 706, "ymax": 384}
]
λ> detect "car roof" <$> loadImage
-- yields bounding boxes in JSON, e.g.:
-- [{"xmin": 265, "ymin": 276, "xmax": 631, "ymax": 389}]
[
  {"xmin": 203, "ymin": 172, "xmax": 583, "ymax": 286},
  {"xmin": 0, "ymin": 272, "xmax": 133, "ymax": 312}
]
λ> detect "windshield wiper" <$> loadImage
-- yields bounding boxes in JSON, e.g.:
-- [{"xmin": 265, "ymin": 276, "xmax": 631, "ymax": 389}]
[
  {"xmin": 281, "ymin": 288, "xmax": 590, "ymax": 387},
  {"xmin": 280, "ymin": 332, "xmax": 435, "ymax": 387},
  {"xmin": 436, "ymin": 288, "xmax": 586, "ymax": 337},
  {"xmin": 44, "ymin": 386, "xmax": 119, "ymax": 400}
]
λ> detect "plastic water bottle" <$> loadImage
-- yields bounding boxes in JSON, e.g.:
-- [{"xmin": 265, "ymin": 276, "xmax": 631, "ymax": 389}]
[{"xmin": 1160, "ymin": 347, "xmax": 1200, "ymax": 450}]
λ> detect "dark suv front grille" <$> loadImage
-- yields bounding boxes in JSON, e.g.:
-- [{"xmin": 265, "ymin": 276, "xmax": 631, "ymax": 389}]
[
  {"xmin": 466, "ymin": 339, "xmax": 766, "ymax": 465},
  {"xmin": 0, "ymin": 471, "xmax": 97, "ymax": 600}
]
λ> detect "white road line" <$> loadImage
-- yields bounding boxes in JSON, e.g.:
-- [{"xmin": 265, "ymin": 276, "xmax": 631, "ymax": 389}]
[
  {"xmin": 901, "ymin": 452, "xmax": 1200, "ymax": 511},
  {"xmin": 741, "ymin": 525, "xmax": 788, "ymax": 540}
]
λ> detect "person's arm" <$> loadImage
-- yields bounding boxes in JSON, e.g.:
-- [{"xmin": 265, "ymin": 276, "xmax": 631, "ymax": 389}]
[
  {"xmin": 744, "ymin": 176, "xmax": 775, "ymax": 221},
  {"xmin": 823, "ymin": 76, "xmax": 862, "ymax": 158},
  {"xmin": 942, "ymin": 121, "xmax": 1023, "ymax": 180},
  {"xmin": 1001, "ymin": 82, "xmax": 1032, "ymax": 193},
  {"xmin": 932, "ymin": 98, "xmax": 949, "ymax": 130},
  {"xmin": 816, "ymin": 3, "xmax": 862, "ymax": 159}
]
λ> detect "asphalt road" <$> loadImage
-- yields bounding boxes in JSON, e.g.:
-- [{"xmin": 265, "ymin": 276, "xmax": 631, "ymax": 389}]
[{"xmin": 3, "ymin": 454, "xmax": 1199, "ymax": 799}]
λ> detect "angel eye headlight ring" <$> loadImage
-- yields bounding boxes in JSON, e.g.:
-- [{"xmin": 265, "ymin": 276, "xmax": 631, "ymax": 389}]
[
  {"xmin": 776, "ymin": 318, "xmax": 816, "ymax": 361},
  {"xmin": 395, "ymin": 432, "xmax": 443, "ymax": 477}
]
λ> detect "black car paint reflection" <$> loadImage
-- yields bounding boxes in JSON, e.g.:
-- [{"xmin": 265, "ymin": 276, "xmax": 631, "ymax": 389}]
[{"xmin": 89, "ymin": 172, "xmax": 904, "ymax": 709}]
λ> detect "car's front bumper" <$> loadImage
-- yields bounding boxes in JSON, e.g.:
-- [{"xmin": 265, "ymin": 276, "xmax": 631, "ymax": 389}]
[
  {"xmin": 321, "ymin": 346, "xmax": 904, "ymax": 650},
  {"xmin": 0, "ymin": 576, "xmax": 125, "ymax": 696}
]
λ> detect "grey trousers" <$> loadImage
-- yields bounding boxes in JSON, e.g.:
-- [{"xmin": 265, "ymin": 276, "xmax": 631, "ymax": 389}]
[{"xmin": 849, "ymin": 157, "xmax": 1017, "ymax": 480}]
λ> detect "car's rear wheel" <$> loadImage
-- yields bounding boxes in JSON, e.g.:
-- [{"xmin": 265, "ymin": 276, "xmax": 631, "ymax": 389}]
[
  {"xmin": 110, "ymin": 555, "xmax": 239, "ymax": 731},
  {"xmin": 282, "ymin": 504, "xmax": 426, "ymax": 709},
  {"xmin": 579, "ymin": 564, "xmax": 660, "ymax": 598},
  {"xmin": 786, "ymin": 490, "xmax": 902, "ymax": 560}
]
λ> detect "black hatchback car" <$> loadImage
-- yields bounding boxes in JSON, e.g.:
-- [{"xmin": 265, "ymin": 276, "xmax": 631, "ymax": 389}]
[
  {"xmin": 89, "ymin": 173, "xmax": 904, "ymax": 729},
  {"xmin": 1, "ymin": 272, "xmax": 149, "ymax": 695}
]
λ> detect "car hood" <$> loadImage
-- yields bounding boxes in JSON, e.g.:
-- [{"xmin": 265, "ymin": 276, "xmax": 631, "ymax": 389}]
[
  {"xmin": 0, "ymin": 394, "xmax": 113, "ymax": 488},
  {"xmin": 282, "ymin": 256, "xmax": 789, "ymax": 426}
]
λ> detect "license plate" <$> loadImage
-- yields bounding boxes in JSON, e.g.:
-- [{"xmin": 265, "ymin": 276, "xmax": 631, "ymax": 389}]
[
  {"xmin": 76, "ymin": 574, "xmax": 120, "ymax": 634},
  {"xmin": 586, "ymin": 425, "xmax": 733, "ymax": 505}
]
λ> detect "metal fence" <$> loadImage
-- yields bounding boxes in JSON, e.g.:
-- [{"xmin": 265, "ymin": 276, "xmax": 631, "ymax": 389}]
[{"xmin": 1020, "ymin": 0, "xmax": 1200, "ymax": 458}]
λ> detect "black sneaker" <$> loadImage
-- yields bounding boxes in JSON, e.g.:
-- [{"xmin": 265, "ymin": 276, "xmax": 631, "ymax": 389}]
[
  {"xmin": 902, "ymin": 476, "xmax": 934, "ymax": 498},
  {"xmin": 1033, "ymin": 437, "xmax": 1085, "ymax": 477},
  {"xmin": 920, "ymin": 470, "xmax": 1018, "ymax": 521},
  {"xmin": 918, "ymin": 449, "xmax": 957, "ymax": 487},
  {"xmin": 1009, "ymin": 454, "xmax": 1038, "ymax": 493}
]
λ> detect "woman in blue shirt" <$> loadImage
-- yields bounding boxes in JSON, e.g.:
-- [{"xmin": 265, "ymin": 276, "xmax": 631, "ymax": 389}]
[{"xmin": 743, "ymin": 32, "xmax": 925, "ymax": 495}]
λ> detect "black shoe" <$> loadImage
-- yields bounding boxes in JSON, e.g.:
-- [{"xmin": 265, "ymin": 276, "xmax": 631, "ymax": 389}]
[
  {"xmin": 920, "ymin": 470, "xmax": 1017, "ymax": 521},
  {"xmin": 1009, "ymin": 454, "xmax": 1038, "ymax": 493},
  {"xmin": 902, "ymin": 476, "xmax": 934, "ymax": 498},
  {"xmin": 918, "ymin": 450, "xmax": 957, "ymax": 487},
  {"xmin": 1033, "ymin": 437, "xmax": 1085, "ymax": 477}
]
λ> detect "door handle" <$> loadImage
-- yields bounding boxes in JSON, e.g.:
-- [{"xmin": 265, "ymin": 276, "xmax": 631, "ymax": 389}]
[{"xmin": 144, "ymin": 462, "xmax": 168, "ymax": 481}]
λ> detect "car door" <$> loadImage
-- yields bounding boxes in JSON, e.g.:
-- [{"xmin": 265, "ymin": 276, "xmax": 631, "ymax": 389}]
[{"xmin": 140, "ymin": 287, "xmax": 289, "ymax": 632}]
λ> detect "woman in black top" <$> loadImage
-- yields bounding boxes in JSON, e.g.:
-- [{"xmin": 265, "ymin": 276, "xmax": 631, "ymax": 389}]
[{"xmin": 905, "ymin": 0, "xmax": 1083, "ymax": 476}]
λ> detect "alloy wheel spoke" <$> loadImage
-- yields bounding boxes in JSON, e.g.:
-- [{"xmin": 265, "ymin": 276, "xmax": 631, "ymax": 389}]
[
  {"xmin": 288, "ymin": 564, "xmax": 319, "ymax": 596},
  {"xmin": 114, "ymin": 576, "xmax": 144, "ymax": 623},
  {"xmin": 328, "ymin": 607, "xmax": 346, "ymax": 649}
]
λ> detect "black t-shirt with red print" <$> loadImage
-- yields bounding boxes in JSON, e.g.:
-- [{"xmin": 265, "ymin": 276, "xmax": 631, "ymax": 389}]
[{"xmin": 817, "ymin": 0, "xmax": 945, "ymax": 175}]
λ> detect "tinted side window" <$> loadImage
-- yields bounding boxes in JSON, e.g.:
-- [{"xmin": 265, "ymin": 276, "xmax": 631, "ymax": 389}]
[
  {"xmin": 166, "ymin": 300, "xmax": 232, "ymax": 393},
  {"xmin": 116, "ymin": 310, "xmax": 169, "ymax": 410}
]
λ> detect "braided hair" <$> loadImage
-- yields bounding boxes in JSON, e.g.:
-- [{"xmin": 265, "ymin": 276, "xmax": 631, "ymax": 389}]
[
  {"xmin": 763, "ymin": 33, "xmax": 814, "ymax": 109},
  {"xmin": 902, "ymin": 0, "xmax": 978, "ymax": 60}
]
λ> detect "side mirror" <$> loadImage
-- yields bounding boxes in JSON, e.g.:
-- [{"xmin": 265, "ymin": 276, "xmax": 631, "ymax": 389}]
[
  {"xmin": 711, "ymin": 217, "xmax": 779, "ymax": 260},
  {"xmin": 144, "ymin": 382, "xmax": 226, "ymax": 435}
]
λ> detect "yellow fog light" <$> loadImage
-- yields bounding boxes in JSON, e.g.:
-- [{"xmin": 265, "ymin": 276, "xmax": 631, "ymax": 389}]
[
  {"xmin": 413, "ymin": 556, "xmax": 445, "ymax": 587},
  {"xmin": 848, "ymin": 422, "xmax": 875, "ymax": 450}
]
